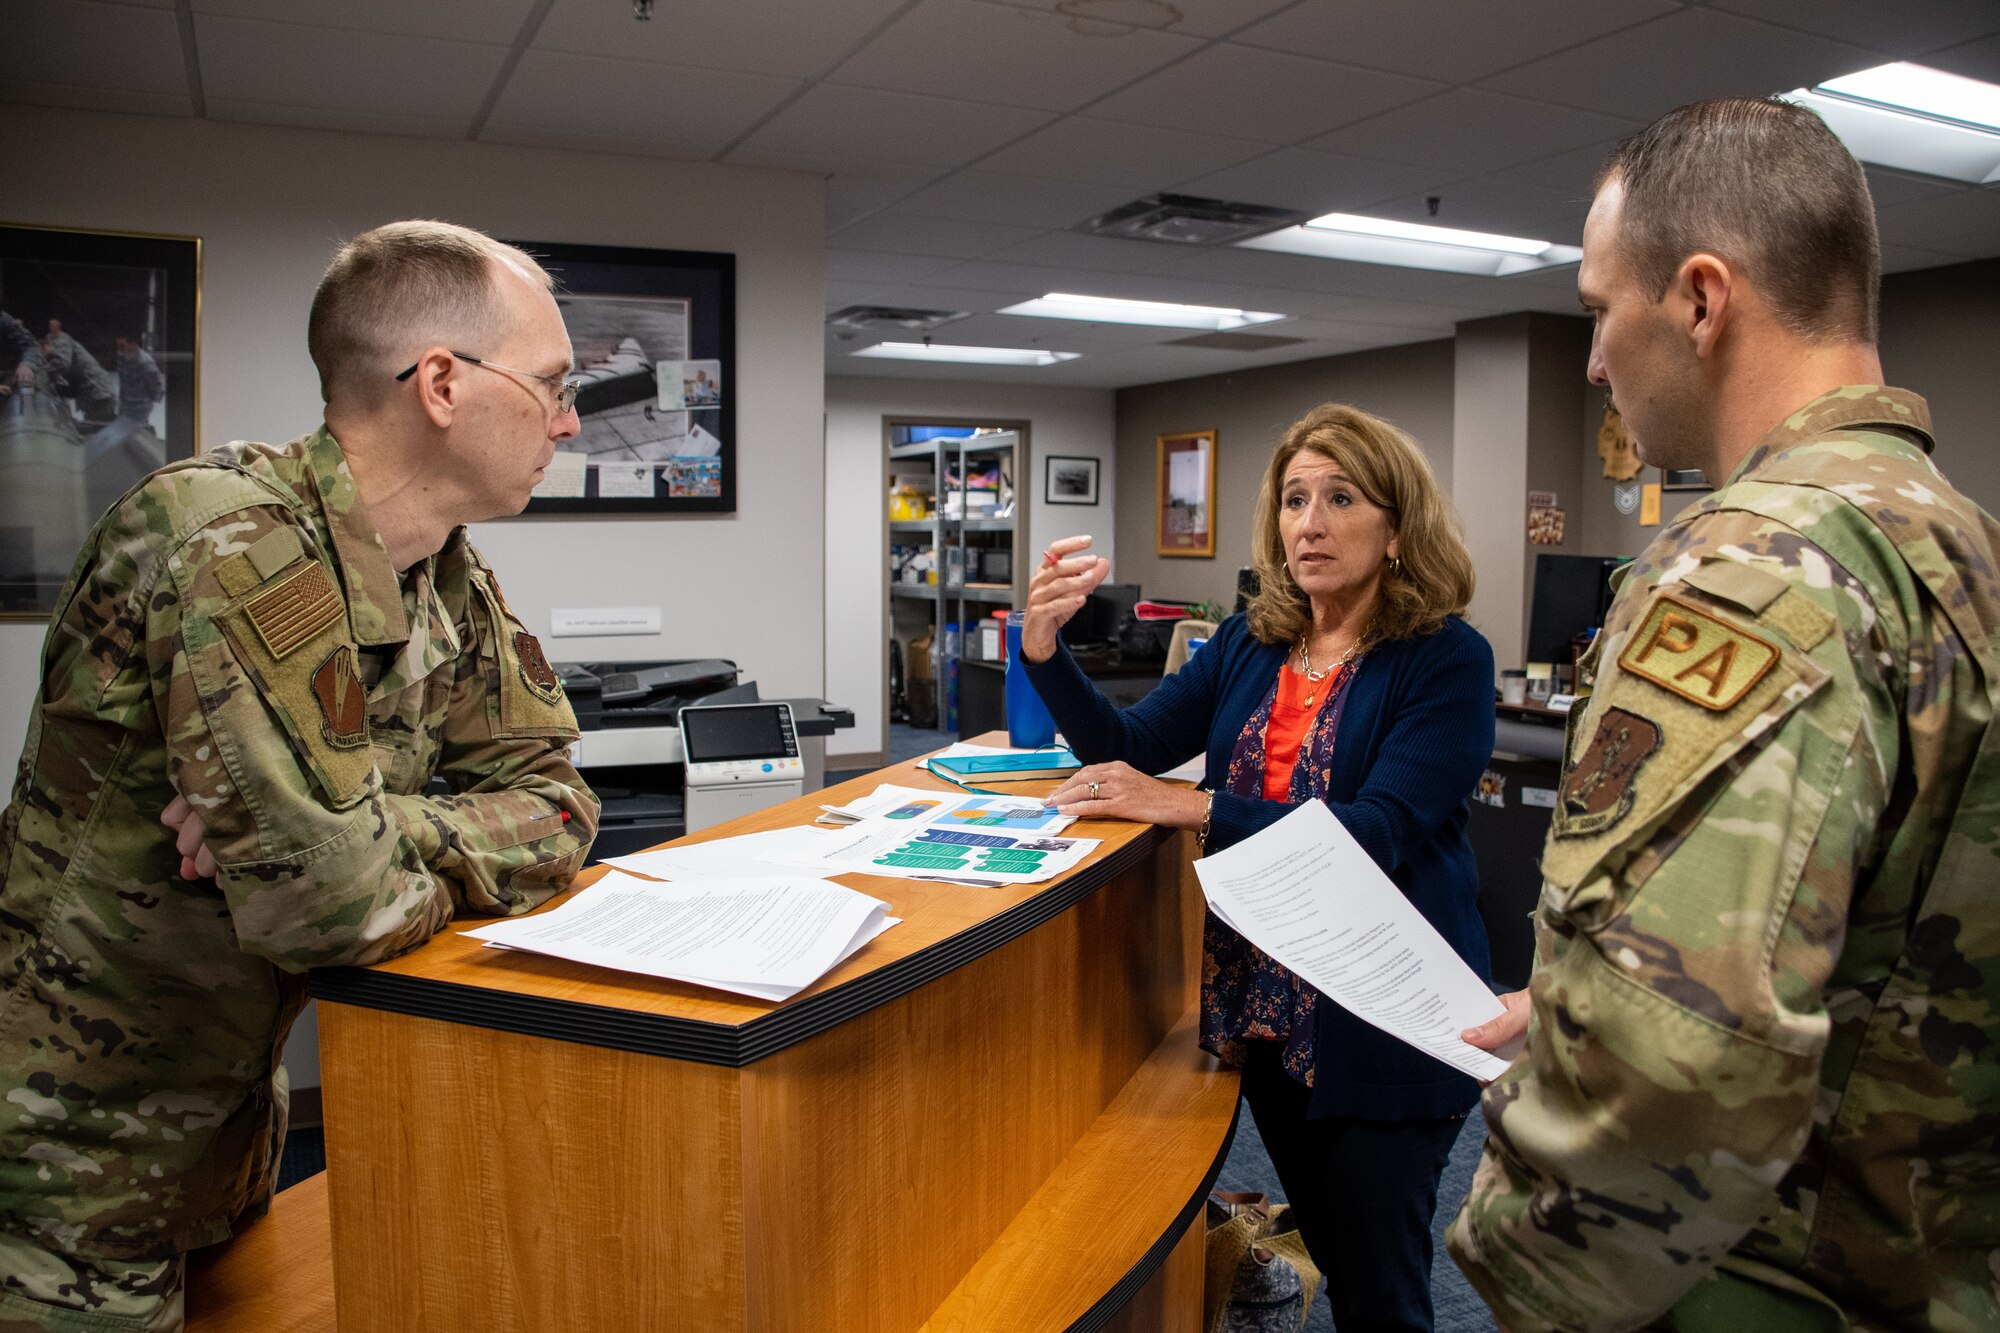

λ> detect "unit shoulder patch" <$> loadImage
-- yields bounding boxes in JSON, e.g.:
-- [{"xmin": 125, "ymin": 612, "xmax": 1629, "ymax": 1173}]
[
  {"xmin": 310, "ymin": 644, "xmax": 369, "ymax": 750},
  {"xmin": 1554, "ymin": 706, "xmax": 1661, "ymax": 839},
  {"xmin": 514, "ymin": 631, "xmax": 562, "ymax": 703},
  {"xmin": 246, "ymin": 562, "xmax": 343, "ymax": 660},
  {"xmin": 1618, "ymin": 593, "xmax": 1778, "ymax": 711}
]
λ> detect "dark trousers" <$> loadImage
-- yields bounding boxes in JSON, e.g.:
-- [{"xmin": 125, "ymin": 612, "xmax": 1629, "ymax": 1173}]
[{"xmin": 1240, "ymin": 1042, "xmax": 1464, "ymax": 1333}]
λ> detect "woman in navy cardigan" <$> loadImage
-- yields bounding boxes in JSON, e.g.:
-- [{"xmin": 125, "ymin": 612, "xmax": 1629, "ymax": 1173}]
[{"xmin": 1024, "ymin": 403, "xmax": 1494, "ymax": 1333}]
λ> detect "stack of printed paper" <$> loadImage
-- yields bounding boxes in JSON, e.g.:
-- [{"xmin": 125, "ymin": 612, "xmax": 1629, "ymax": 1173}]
[
  {"xmin": 463, "ymin": 869, "xmax": 897, "ymax": 1002},
  {"xmin": 803, "ymin": 787, "xmax": 1095, "ymax": 886}
]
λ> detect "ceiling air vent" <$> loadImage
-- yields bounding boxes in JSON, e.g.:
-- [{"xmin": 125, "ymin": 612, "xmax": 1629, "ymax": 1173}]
[
  {"xmin": 826, "ymin": 305, "xmax": 969, "ymax": 332},
  {"xmin": 1078, "ymin": 193, "xmax": 1309, "ymax": 246}
]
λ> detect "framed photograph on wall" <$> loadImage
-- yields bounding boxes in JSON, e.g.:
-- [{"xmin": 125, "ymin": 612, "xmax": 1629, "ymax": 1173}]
[
  {"xmin": 1156, "ymin": 429, "xmax": 1216, "ymax": 557},
  {"xmin": 1043, "ymin": 454, "xmax": 1099, "ymax": 506},
  {"xmin": 1, "ymin": 222, "xmax": 200, "ymax": 618},
  {"xmin": 510, "ymin": 239, "xmax": 735, "ymax": 515}
]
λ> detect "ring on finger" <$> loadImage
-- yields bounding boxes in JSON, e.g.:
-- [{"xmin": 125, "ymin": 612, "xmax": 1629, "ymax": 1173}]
[{"xmin": 1088, "ymin": 781, "xmax": 1101, "ymax": 799}]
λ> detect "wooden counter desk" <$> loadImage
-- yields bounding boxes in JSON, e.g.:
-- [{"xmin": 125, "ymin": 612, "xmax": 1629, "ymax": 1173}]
[{"xmin": 293, "ymin": 737, "xmax": 1235, "ymax": 1332}]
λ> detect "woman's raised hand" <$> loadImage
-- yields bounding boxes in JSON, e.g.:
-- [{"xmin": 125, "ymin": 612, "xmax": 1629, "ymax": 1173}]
[{"xmin": 1022, "ymin": 534, "xmax": 1110, "ymax": 663}]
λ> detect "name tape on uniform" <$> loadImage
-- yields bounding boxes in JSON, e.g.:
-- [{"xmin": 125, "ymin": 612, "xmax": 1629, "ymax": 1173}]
[{"xmin": 1618, "ymin": 593, "xmax": 1777, "ymax": 711}]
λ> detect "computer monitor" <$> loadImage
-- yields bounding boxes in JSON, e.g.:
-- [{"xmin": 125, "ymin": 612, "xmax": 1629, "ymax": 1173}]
[
  {"xmin": 1063, "ymin": 582, "xmax": 1139, "ymax": 646},
  {"xmin": 1525, "ymin": 554, "xmax": 1626, "ymax": 664}
]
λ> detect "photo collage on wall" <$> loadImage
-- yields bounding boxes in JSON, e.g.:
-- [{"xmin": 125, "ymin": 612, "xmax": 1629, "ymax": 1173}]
[{"xmin": 513, "ymin": 241, "xmax": 735, "ymax": 515}]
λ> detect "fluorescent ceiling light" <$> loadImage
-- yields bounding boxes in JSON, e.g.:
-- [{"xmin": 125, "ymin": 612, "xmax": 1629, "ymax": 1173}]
[
  {"xmin": 1784, "ymin": 63, "xmax": 2000, "ymax": 184},
  {"xmin": 1238, "ymin": 212, "xmax": 1582, "ymax": 276},
  {"xmin": 851, "ymin": 341, "xmax": 1080, "ymax": 366},
  {"xmin": 996, "ymin": 293, "xmax": 1285, "ymax": 329},
  {"xmin": 1818, "ymin": 62, "xmax": 2000, "ymax": 132}
]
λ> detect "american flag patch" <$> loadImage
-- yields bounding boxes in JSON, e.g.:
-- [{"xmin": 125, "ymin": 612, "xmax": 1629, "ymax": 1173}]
[{"xmin": 246, "ymin": 563, "xmax": 342, "ymax": 659}]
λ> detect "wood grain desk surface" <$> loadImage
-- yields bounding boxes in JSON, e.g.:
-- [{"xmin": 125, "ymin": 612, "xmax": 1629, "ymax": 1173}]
[{"xmin": 312, "ymin": 733, "xmax": 1169, "ymax": 1041}]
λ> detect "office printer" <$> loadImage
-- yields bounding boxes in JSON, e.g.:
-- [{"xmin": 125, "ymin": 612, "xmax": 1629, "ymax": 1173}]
[{"xmin": 554, "ymin": 659, "xmax": 854, "ymax": 860}]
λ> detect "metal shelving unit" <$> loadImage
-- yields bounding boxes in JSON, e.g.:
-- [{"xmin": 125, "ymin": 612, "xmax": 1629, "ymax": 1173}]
[{"xmin": 887, "ymin": 430, "xmax": 1021, "ymax": 729}]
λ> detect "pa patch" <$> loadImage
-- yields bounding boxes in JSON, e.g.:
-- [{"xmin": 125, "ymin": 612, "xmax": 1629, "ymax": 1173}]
[
  {"xmin": 1619, "ymin": 593, "xmax": 1778, "ymax": 712},
  {"xmin": 311, "ymin": 645, "xmax": 369, "ymax": 750},
  {"xmin": 1555, "ymin": 707, "xmax": 1660, "ymax": 838},
  {"xmin": 514, "ymin": 632, "xmax": 563, "ymax": 704},
  {"xmin": 246, "ymin": 562, "xmax": 342, "ymax": 659}
]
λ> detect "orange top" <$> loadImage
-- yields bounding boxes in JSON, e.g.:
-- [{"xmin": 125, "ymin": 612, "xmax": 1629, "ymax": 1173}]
[{"xmin": 1261, "ymin": 663, "xmax": 1339, "ymax": 802}]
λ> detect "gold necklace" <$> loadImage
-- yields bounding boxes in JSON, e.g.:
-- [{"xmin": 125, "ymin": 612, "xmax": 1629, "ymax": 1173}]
[{"xmin": 1297, "ymin": 632, "xmax": 1368, "ymax": 706}]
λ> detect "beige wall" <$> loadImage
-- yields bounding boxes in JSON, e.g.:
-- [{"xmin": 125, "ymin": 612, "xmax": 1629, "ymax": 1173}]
[
  {"xmin": 1110, "ymin": 340, "xmax": 1456, "ymax": 614},
  {"xmin": 822, "ymin": 375, "xmax": 1116, "ymax": 759},
  {"xmin": 1881, "ymin": 257, "xmax": 2000, "ymax": 515},
  {"xmin": 0, "ymin": 106, "xmax": 825, "ymax": 752}
]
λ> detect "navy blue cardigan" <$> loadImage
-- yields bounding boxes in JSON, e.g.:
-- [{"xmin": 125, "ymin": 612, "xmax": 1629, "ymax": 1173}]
[{"xmin": 1026, "ymin": 613, "xmax": 1496, "ymax": 1120}]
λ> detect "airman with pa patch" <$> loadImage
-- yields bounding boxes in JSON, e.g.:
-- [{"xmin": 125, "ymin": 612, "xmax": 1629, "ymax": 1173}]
[
  {"xmin": 0, "ymin": 222, "xmax": 599, "ymax": 1329},
  {"xmin": 1450, "ymin": 99, "xmax": 2000, "ymax": 1333}
]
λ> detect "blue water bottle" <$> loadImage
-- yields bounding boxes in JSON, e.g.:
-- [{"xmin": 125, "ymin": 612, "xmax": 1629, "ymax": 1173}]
[{"xmin": 1004, "ymin": 611, "xmax": 1056, "ymax": 749}]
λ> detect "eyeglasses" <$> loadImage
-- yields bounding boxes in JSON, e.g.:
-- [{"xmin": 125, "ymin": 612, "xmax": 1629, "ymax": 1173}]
[{"xmin": 396, "ymin": 351, "xmax": 582, "ymax": 415}]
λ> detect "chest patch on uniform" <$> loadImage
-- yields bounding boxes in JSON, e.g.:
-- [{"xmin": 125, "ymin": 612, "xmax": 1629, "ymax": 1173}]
[
  {"xmin": 1555, "ymin": 707, "xmax": 1660, "ymax": 838},
  {"xmin": 514, "ymin": 631, "xmax": 563, "ymax": 703},
  {"xmin": 311, "ymin": 645, "xmax": 369, "ymax": 750},
  {"xmin": 246, "ymin": 562, "xmax": 343, "ymax": 660},
  {"xmin": 1618, "ymin": 593, "xmax": 1778, "ymax": 711}
]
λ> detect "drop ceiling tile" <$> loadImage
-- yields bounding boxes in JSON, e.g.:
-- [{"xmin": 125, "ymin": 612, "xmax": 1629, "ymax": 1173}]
[
  {"xmin": 194, "ymin": 13, "xmax": 507, "ymax": 119},
  {"xmin": 923, "ymin": 258, "xmax": 1116, "ymax": 294},
  {"xmin": 736, "ymin": 84, "xmax": 1055, "ymax": 169},
  {"xmin": 1308, "ymin": 89, "xmax": 1641, "ymax": 177},
  {"xmin": 979, "ymin": 116, "xmax": 1269, "ymax": 187},
  {"xmin": 1479, "ymin": 8, "xmax": 1878, "ymax": 121},
  {"xmin": 828, "ymin": 249, "xmax": 967, "ymax": 283},
  {"xmin": 207, "ymin": 99, "xmax": 469, "ymax": 140},
  {"xmin": 1489, "ymin": 138, "xmax": 1625, "ymax": 199},
  {"xmin": 478, "ymin": 122, "xmax": 733, "ymax": 164},
  {"xmin": 894, "ymin": 172, "xmax": 1139, "ymax": 229},
  {"xmin": 1863, "ymin": 167, "xmax": 1969, "ymax": 210},
  {"xmin": 982, "ymin": 230, "xmax": 1182, "ymax": 272},
  {"xmin": 1876, "ymin": 191, "xmax": 2000, "ymax": 259},
  {"xmin": 1088, "ymin": 45, "xmax": 1442, "ymax": 142},
  {"xmin": 828, "ymin": 0, "xmax": 1200, "ymax": 112},
  {"xmin": 830, "ymin": 212, "xmax": 1049, "ymax": 259},
  {"xmin": 1922, "ymin": 33, "xmax": 2000, "ymax": 84},
  {"xmin": 486, "ymin": 50, "xmax": 799, "ymax": 155},
  {"xmin": 1232, "ymin": 0, "xmax": 1677, "ymax": 85},
  {"xmin": 1705, "ymin": 0, "xmax": 2000, "ymax": 60},
  {"xmin": 1170, "ymin": 149, "xmax": 1441, "ymax": 215},
  {"xmin": 970, "ymin": 0, "xmax": 1296, "ymax": 40},
  {"xmin": 533, "ymin": 0, "xmax": 912, "ymax": 80},
  {"xmin": 826, "ymin": 168, "xmax": 938, "ymax": 230},
  {"xmin": 192, "ymin": 0, "xmax": 539, "ymax": 42},
  {"xmin": 0, "ymin": 0, "xmax": 187, "ymax": 97},
  {"xmin": 5, "ymin": 79, "xmax": 192, "ymax": 118}
]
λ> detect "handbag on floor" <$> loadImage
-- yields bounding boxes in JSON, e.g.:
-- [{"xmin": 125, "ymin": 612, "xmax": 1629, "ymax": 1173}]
[{"xmin": 1203, "ymin": 1191, "xmax": 1321, "ymax": 1333}]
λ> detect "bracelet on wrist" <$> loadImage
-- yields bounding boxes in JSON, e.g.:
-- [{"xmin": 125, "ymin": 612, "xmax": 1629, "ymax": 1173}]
[{"xmin": 1198, "ymin": 790, "xmax": 1214, "ymax": 846}]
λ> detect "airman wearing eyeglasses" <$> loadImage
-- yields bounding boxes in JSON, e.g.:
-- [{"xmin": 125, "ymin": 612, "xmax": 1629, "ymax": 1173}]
[{"xmin": 0, "ymin": 220, "xmax": 600, "ymax": 1330}]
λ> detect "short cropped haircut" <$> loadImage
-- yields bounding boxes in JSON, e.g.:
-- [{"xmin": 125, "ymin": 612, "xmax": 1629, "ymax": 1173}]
[
  {"xmin": 1597, "ymin": 97, "xmax": 1880, "ymax": 343},
  {"xmin": 1247, "ymin": 403, "xmax": 1474, "ymax": 648},
  {"xmin": 307, "ymin": 221, "xmax": 553, "ymax": 406}
]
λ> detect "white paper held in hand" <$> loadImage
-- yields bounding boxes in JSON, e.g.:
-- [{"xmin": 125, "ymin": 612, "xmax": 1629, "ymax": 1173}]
[{"xmin": 1191, "ymin": 802, "xmax": 1514, "ymax": 1081}]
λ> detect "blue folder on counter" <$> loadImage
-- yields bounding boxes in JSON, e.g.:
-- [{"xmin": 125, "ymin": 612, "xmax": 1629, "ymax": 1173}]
[{"xmin": 929, "ymin": 746, "xmax": 1082, "ymax": 784}]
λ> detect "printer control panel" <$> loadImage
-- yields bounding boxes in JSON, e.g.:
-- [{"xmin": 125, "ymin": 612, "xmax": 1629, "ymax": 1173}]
[{"xmin": 680, "ymin": 702, "xmax": 802, "ymax": 787}]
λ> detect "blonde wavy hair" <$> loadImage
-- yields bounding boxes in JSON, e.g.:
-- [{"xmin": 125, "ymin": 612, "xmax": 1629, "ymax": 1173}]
[{"xmin": 1246, "ymin": 403, "xmax": 1474, "ymax": 648}]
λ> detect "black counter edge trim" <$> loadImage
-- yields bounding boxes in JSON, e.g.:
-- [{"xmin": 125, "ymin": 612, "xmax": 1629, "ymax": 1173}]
[
  {"xmin": 1066, "ymin": 1096, "xmax": 1241, "ymax": 1333},
  {"xmin": 309, "ymin": 830, "xmax": 1163, "ymax": 1066}
]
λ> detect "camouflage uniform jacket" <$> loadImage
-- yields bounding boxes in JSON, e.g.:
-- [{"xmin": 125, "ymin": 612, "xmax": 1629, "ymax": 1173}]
[
  {"xmin": 1448, "ymin": 388, "xmax": 2000, "ymax": 1332},
  {"xmin": 0, "ymin": 426, "xmax": 599, "ymax": 1260}
]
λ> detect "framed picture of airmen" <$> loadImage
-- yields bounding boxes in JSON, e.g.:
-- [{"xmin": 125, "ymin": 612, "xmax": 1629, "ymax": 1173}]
[
  {"xmin": 0, "ymin": 223, "xmax": 200, "ymax": 618},
  {"xmin": 508, "ymin": 239, "xmax": 735, "ymax": 515}
]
